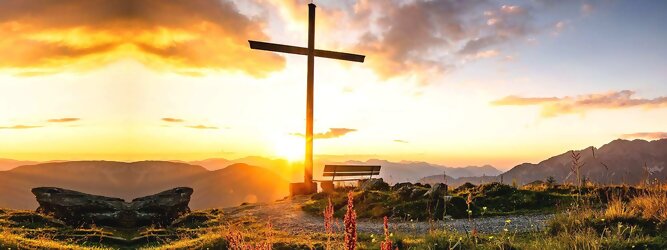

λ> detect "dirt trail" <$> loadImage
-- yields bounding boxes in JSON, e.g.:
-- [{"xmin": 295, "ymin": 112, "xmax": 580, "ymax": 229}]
[{"xmin": 222, "ymin": 196, "xmax": 552, "ymax": 235}]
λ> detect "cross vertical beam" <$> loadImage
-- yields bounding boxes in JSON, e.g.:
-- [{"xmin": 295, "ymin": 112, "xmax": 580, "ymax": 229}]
[
  {"xmin": 247, "ymin": 3, "xmax": 365, "ymax": 195},
  {"xmin": 305, "ymin": 3, "xmax": 315, "ymax": 186}
]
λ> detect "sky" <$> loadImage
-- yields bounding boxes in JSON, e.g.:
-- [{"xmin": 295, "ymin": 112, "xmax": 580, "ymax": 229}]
[{"xmin": 1, "ymin": 0, "xmax": 666, "ymax": 170}]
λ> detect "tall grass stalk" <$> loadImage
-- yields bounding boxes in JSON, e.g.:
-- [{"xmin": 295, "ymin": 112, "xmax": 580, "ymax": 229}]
[{"xmin": 344, "ymin": 191, "xmax": 357, "ymax": 250}]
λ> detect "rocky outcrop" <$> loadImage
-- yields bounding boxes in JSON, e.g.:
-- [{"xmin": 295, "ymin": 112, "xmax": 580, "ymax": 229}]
[
  {"xmin": 32, "ymin": 187, "xmax": 193, "ymax": 228},
  {"xmin": 359, "ymin": 178, "xmax": 390, "ymax": 191}
]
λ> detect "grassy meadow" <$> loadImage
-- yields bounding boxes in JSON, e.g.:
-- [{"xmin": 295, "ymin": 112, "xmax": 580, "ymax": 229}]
[{"xmin": 1, "ymin": 179, "xmax": 666, "ymax": 249}]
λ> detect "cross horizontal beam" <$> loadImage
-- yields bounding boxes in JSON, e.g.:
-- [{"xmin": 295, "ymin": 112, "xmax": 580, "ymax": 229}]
[{"xmin": 249, "ymin": 40, "xmax": 365, "ymax": 63}]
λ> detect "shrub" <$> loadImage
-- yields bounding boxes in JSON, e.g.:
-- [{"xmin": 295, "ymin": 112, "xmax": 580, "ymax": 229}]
[{"xmin": 453, "ymin": 182, "xmax": 476, "ymax": 193}]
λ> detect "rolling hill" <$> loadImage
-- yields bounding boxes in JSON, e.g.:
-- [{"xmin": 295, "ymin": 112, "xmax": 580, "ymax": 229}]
[
  {"xmin": 0, "ymin": 161, "xmax": 289, "ymax": 210},
  {"xmin": 0, "ymin": 158, "xmax": 39, "ymax": 171}
]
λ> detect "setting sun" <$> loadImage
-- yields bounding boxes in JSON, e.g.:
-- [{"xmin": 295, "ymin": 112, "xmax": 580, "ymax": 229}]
[{"xmin": 272, "ymin": 135, "xmax": 305, "ymax": 162}]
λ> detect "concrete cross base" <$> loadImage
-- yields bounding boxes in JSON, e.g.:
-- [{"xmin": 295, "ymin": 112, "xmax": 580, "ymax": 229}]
[{"xmin": 289, "ymin": 182, "xmax": 317, "ymax": 196}]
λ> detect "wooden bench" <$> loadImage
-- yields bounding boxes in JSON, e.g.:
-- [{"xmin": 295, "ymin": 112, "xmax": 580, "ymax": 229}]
[{"xmin": 317, "ymin": 165, "xmax": 381, "ymax": 192}]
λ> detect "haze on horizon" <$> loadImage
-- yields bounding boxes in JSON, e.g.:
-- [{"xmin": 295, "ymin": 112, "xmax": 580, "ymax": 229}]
[{"xmin": 1, "ymin": 0, "xmax": 667, "ymax": 170}]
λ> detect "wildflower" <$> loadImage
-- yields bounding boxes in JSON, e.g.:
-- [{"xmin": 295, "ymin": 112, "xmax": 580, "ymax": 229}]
[
  {"xmin": 324, "ymin": 197, "xmax": 334, "ymax": 234},
  {"xmin": 489, "ymin": 236, "xmax": 494, "ymax": 239},
  {"xmin": 505, "ymin": 219, "xmax": 512, "ymax": 223},
  {"xmin": 344, "ymin": 191, "xmax": 357, "ymax": 250},
  {"xmin": 380, "ymin": 216, "xmax": 393, "ymax": 250},
  {"xmin": 483, "ymin": 207, "xmax": 487, "ymax": 210}
]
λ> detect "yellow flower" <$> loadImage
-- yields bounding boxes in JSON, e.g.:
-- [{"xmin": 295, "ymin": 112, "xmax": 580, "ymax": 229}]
[{"xmin": 505, "ymin": 219, "xmax": 512, "ymax": 223}]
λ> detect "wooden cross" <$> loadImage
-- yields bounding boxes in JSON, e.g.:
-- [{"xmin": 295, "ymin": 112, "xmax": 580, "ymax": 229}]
[{"xmin": 248, "ymin": 3, "xmax": 365, "ymax": 190}]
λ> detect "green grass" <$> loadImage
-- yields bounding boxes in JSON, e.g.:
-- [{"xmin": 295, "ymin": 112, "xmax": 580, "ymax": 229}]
[
  {"xmin": 1, "ymin": 183, "xmax": 666, "ymax": 249},
  {"xmin": 304, "ymin": 182, "xmax": 576, "ymax": 221}
]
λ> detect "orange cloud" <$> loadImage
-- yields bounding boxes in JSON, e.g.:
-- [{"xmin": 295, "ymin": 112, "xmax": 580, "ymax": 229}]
[
  {"xmin": 291, "ymin": 128, "xmax": 356, "ymax": 139},
  {"xmin": 491, "ymin": 96, "xmax": 560, "ymax": 106},
  {"xmin": 492, "ymin": 90, "xmax": 667, "ymax": 117},
  {"xmin": 0, "ymin": 125, "xmax": 42, "ymax": 129},
  {"xmin": 47, "ymin": 118, "xmax": 80, "ymax": 123},
  {"xmin": 621, "ymin": 132, "xmax": 667, "ymax": 140},
  {"xmin": 0, "ymin": 0, "xmax": 284, "ymax": 76},
  {"xmin": 187, "ymin": 125, "xmax": 218, "ymax": 130},
  {"xmin": 162, "ymin": 118, "xmax": 184, "ymax": 123}
]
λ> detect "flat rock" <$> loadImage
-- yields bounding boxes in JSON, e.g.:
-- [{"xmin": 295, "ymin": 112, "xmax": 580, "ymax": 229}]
[{"xmin": 32, "ymin": 187, "xmax": 193, "ymax": 228}]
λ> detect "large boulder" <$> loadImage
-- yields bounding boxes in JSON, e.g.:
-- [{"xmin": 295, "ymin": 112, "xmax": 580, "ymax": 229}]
[
  {"xmin": 396, "ymin": 185, "xmax": 414, "ymax": 199},
  {"xmin": 358, "ymin": 178, "xmax": 390, "ymax": 191},
  {"xmin": 391, "ymin": 182, "xmax": 413, "ymax": 191},
  {"xmin": 32, "ymin": 187, "xmax": 193, "ymax": 228}
]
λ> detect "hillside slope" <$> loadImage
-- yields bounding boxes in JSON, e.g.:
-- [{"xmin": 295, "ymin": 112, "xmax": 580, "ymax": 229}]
[
  {"xmin": 0, "ymin": 161, "xmax": 288, "ymax": 210},
  {"xmin": 420, "ymin": 139, "xmax": 667, "ymax": 186}
]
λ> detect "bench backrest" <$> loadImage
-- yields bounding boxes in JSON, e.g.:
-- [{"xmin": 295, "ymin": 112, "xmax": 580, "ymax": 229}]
[{"xmin": 323, "ymin": 165, "xmax": 381, "ymax": 180}]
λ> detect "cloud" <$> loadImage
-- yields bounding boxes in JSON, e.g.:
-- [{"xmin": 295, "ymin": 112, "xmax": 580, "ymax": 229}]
[
  {"xmin": 492, "ymin": 90, "xmax": 667, "ymax": 117},
  {"xmin": 581, "ymin": 3, "xmax": 594, "ymax": 15},
  {"xmin": 552, "ymin": 20, "xmax": 568, "ymax": 35},
  {"xmin": 393, "ymin": 139, "xmax": 409, "ymax": 144},
  {"xmin": 491, "ymin": 96, "xmax": 560, "ymax": 106},
  {"xmin": 47, "ymin": 118, "xmax": 80, "ymax": 123},
  {"xmin": 162, "ymin": 117, "xmax": 184, "ymax": 123},
  {"xmin": 0, "ymin": 125, "xmax": 42, "ymax": 129},
  {"xmin": 187, "ymin": 125, "xmax": 218, "ymax": 130},
  {"xmin": 621, "ymin": 132, "xmax": 667, "ymax": 140},
  {"xmin": 466, "ymin": 50, "xmax": 501, "ymax": 60},
  {"xmin": 291, "ymin": 128, "xmax": 357, "ymax": 139},
  {"xmin": 0, "ymin": 0, "xmax": 284, "ymax": 76},
  {"xmin": 346, "ymin": 1, "xmax": 573, "ymax": 82}
]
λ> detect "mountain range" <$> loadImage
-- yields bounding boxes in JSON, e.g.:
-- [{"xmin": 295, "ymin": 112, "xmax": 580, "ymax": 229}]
[
  {"xmin": 188, "ymin": 157, "xmax": 502, "ymax": 184},
  {"xmin": 0, "ymin": 157, "xmax": 500, "ymax": 210},
  {"xmin": 0, "ymin": 161, "xmax": 288, "ymax": 210},
  {"xmin": 3, "ymin": 138, "xmax": 662, "ymax": 210},
  {"xmin": 420, "ymin": 139, "xmax": 667, "ymax": 186},
  {"xmin": 0, "ymin": 158, "xmax": 39, "ymax": 171}
]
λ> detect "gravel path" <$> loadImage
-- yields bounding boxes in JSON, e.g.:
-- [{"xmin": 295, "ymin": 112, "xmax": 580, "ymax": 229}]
[{"xmin": 222, "ymin": 196, "xmax": 553, "ymax": 235}]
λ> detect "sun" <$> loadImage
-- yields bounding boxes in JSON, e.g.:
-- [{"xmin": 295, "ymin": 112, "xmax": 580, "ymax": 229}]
[{"xmin": 272, "ymin": 135, "xmax": 305, "ymax": 162}]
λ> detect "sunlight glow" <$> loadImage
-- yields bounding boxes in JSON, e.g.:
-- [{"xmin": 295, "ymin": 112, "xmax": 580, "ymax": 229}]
[{"xmin": 272, "ymin": 135, "xmax": 305, "ymax": 162}]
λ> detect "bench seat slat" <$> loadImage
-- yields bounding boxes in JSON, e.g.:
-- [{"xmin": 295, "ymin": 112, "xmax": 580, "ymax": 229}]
[
  {"xmin": 323, "ymin": 165, "xmax": 381, "ymax": 172},
  {"xmin": 323, "ymin": 171, "xmax": 380, "ymax": 177}
]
